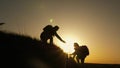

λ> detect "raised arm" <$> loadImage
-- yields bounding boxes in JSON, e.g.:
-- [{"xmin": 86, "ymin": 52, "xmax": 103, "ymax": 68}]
[{"xmin": 55, "ymin": 32, "xmax": 66, "ymax": 43}]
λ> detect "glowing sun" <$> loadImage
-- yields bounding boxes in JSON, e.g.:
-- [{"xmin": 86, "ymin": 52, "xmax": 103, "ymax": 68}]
[
  {"xmin": 59, "ymin": 39, "xmax": 76, "ymax": 54},
  {"xmin": 55, "ymin": 34, "xmax": 80, "ymax": 54}
]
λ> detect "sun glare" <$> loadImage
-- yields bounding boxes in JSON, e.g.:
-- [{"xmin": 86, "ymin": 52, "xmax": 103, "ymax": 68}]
[
  {"xmin": 55, "ymin": 35, "xmax": 81, "ymax": 54},
  {"xmin": 59, "ymin": 39, "xmax": 75, "ymax": 54}
]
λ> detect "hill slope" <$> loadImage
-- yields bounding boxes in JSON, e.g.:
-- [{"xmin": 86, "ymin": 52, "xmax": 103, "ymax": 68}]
[
  {"xmin": 0, "ymin": 31, "xmax": 67, "ymax": 68},
  {"xmin": 0, "ymin": 31, "xmax": 120, "ymax": 68}
]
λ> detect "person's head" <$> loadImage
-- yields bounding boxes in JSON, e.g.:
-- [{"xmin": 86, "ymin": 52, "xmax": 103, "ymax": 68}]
[
  {"xmin": 53, "ymin": 25, "xmax": 59, "ymax": 31},
  {"xmin": 74, "ymin": 42, "xmax": 79, "ymax": 48}
]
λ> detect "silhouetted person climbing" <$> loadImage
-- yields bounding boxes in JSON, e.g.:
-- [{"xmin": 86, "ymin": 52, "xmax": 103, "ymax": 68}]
[
  {"xmin": 40, "ymin": 25, "xmax": 66, "ymax": 45},
  {"xmin": 72, "ymin": 43, "xmax": 89, "ymax": 64}
]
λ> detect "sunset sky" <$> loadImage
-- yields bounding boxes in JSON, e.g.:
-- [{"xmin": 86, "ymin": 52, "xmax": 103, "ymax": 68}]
[{"xmin": 0, "ymin": 0, "xmax": 120, "ymax": 64}]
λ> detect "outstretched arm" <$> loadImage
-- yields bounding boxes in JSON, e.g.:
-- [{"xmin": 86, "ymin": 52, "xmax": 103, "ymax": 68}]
[
  {"xmin": 55, "ymin": 32, "xmax": 66, "ymax": 43},
  {"xmin": 70, "ymin": 52, "xmax": 76, "ymax": 58}
]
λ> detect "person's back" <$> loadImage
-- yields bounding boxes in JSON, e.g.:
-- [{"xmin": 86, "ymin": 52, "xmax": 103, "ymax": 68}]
[
  {"xmin": 40, "ymin": 25, "xmax": 53, "ymax": 44},
  {"xmin": 78, "ymin": 45, "xmax": 89, "ymax": 64},
  {"xmin": 80, "ymin": 45, "xmax": 89, "ymax": 56}
]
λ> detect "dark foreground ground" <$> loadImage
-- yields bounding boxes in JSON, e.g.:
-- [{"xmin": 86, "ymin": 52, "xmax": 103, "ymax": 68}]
[
  {"xmin": 66, "ymin": 57, "xmax": 120, "ymax": 68},
  {"xmin": 0, "ymin": 31, "xmax": 120, "ymax": 68},
  {"xmin": 69, "ymin": 63, "xmax": 120, "ymax": 68},
  {"xmin": 85, "ymin": 63, "xmax": 120, "ymax": 68}
]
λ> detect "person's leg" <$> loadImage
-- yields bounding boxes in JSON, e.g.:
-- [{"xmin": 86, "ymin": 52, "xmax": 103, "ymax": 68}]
[
  {"xmin": 76, "ymin": 56, "xmax": 79, "ymax": 63},
  {"xmin": 41, "ymin": 38, "xmax": 48, "ymax": 46},
  {"xmin": 81, "ymin": 58, "xmax": 85, "ymax": 64},
  {"xmin": 40, "ymin": 32, "xmax": 48, "ymax": 44},
  {"xmin": 50, "ymin": 37, "xmax": 53, "ymax": 45},
  {"xmin": 81, "ymin": 58, "xmax": 85, "ymax": 68}
]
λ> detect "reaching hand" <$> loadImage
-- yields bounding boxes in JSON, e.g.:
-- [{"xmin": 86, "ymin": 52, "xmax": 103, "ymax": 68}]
[{"xmin": 62, "ymin": 40, "xmax": 66, "ymax": 43}]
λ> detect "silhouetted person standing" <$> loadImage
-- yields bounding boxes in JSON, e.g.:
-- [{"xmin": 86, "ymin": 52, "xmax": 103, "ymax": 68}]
[{"xmin": 40, "ymin": 25, "xmax": 66, "ymax": 45}]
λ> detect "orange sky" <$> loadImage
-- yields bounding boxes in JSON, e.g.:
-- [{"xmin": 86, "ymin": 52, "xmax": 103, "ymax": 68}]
[{"xmin": 0, "ymin": 0, "xmax": 120, "ymax": 64}]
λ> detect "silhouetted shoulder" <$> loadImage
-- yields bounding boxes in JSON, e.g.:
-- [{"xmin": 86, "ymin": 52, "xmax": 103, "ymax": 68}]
[{"xmin": 43, "ymin": 25, "xmax": 53, "ymax": 32}]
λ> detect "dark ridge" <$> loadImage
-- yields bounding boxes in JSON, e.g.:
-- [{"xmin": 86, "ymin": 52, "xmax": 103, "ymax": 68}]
[
  {"xmin": 0, "ymin": 31, "xmax": 67, "ymax": 68},
  {"xmin": 0, "ymin": 31, "xmax": 120, "ymax": 68}
]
